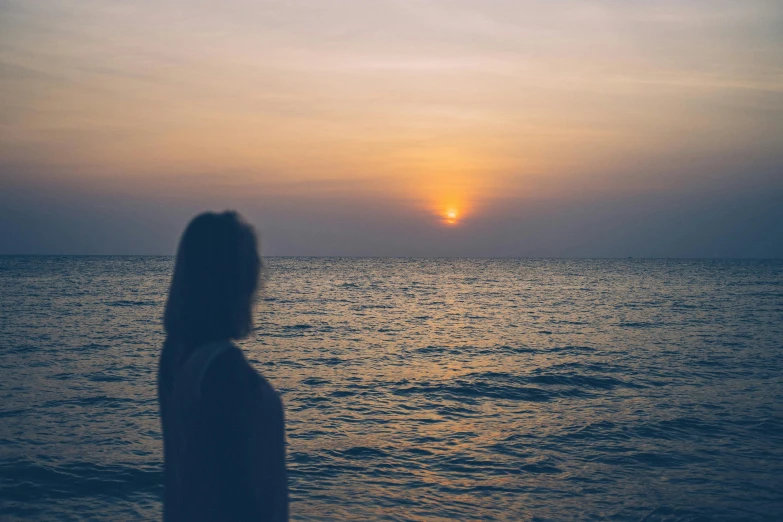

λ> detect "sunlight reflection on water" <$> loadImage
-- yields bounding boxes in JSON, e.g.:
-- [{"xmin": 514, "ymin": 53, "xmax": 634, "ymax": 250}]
[{"xmin": 1, "ymin": 257, "xmax": 782, "ymax": 520}]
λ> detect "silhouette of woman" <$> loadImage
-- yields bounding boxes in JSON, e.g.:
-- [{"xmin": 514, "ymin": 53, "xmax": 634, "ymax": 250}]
[{"xmin": 158, "ymin": 211, "xmax": 288, "ymax": 521}]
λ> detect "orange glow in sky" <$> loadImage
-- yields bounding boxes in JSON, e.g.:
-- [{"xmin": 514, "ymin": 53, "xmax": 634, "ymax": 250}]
[
  {"xmin": 444, "ymin": 208, "xmax": 459, "ymax": 225},
  {"xmin": 1, "ymin": 0, "xmax": 782, "ymax": 256}
]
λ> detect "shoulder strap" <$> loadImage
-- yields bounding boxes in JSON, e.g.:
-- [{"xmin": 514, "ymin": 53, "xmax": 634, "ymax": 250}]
[{"xmin": 175, "ymin": 340, "xmax": 234, "ymax": 405}]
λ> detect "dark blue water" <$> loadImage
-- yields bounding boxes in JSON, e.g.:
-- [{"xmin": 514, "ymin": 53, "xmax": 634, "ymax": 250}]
[{"xmin": 1, "ymin": 257, "xmax": 782, "ymax": 520}]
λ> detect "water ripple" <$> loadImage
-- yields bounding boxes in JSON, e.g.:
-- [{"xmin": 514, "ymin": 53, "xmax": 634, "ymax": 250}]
[{"xmin": 1, "ymin": 257, "xmax": 782, "ymax": 520}]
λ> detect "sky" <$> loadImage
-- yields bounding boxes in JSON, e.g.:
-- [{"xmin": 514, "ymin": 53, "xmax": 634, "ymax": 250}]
[{"xmin": 1, "ymin": 0, "xmax": 782, "ymax": 256}]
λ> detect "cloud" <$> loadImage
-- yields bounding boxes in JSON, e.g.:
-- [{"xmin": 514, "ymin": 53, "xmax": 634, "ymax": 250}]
[{"xmin": 0, "ymin": 0, "xmax": 781, "ymax": 255}]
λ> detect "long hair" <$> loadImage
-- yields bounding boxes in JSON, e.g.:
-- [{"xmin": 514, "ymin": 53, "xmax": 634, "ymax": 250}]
[{"xmin": 160, "ymin": 211, "xmax": 260, "ymax": 388}]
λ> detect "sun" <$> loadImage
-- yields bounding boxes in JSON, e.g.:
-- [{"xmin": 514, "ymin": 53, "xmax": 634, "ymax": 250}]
[{"xmin": 430, "ymin": 195, "xmax": 469, "ymax": 226}]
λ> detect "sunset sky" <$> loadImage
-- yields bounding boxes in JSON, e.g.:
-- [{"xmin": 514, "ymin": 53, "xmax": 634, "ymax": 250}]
[{"xmin": 1, "ymin": 0, "xmax": 782, "ymax": 256}]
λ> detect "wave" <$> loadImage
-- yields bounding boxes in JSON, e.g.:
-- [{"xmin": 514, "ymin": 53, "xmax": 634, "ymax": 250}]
[
  {"xmin": 0, "ymin": 457, "xmax": 162, "ymax": 502},
  {"xmin": 391, "ymin": 369, "xmax": 645, "ymax": 404},
  {"xmin": 105, "ymin": 300, "xmax": 157, "ymax": 307}
]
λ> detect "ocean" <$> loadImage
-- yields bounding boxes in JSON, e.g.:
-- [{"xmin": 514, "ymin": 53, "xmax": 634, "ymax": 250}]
[{"xmin": 0, "ymin": 256, "xmax": 781, "ymax": 520}]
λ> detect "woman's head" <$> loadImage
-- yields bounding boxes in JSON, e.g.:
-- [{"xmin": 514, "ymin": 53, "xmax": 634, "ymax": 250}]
[{"xmin": 164, "ymin": 211, "xmax": 260, "ymax": 346}]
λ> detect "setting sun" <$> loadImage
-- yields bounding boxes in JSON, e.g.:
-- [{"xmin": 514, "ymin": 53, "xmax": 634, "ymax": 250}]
[{"xmin": 432, "ymin": 196, "xmax": 470, "ymax": 226}]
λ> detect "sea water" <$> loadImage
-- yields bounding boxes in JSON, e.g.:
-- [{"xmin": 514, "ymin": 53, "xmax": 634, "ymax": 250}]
[{"xmin": 1, "ymin": 257, "xmax": 781, "ymax": 520}]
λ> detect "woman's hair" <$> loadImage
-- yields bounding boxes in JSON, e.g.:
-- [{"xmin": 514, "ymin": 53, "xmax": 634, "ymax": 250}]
[{"xmin": 163, "ymin": 211, "xmax": 261, "ymax": 351}]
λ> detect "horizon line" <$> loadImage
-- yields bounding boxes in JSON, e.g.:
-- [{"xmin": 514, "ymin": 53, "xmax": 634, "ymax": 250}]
[{"xmin": 1, "ymin": 254, "xmax": 781, "ymax": 261}]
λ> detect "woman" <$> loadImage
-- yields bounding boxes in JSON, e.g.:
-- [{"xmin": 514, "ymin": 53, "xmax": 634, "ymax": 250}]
[{"xmin": 158, "ymin": 211, "xmax": 288, "ymax": 521}]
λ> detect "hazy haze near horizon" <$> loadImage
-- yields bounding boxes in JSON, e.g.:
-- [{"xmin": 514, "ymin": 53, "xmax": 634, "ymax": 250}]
[{"xmin": 1, "ymin": 0, "xmax": 782, "ymax": 256}]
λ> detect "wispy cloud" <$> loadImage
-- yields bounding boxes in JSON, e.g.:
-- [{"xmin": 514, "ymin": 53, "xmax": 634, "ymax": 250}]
[{"xmin": 1, "ymin": 0, "xmax": 781, "ymax": 254}]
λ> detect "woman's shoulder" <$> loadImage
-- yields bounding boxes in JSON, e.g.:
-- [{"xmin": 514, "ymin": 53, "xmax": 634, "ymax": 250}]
[{"xmin": 201, "ymin": 342, "xmax": 281, "ymax": 406}]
